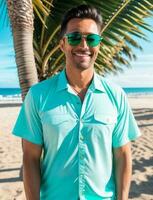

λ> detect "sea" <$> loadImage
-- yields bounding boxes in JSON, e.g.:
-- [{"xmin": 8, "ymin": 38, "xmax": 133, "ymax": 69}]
[
  {"xmin": 123, "ymin": 87, "xmax": 153, "ymax": 95},
  {"xmin": 0, "ymin": 88, "xmax": 22, "ymax": 103},
  {"xmin": 0, "ymin": 87, "xmax": 153, "ymax": 103}
]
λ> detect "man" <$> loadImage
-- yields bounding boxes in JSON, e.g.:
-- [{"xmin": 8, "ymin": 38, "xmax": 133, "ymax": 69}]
[{"xmin": 13, "ymin": 4, "xmax": 141, "ymax": 200}]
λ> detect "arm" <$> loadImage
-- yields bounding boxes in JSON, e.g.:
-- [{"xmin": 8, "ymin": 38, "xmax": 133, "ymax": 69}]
[
  {"xmin": 22, "ymin": 139, "xmax": 42, "ymax": 200},
  {"xmin": 113, "ymin": 142, "xmax": 132, "ymax": 200}
]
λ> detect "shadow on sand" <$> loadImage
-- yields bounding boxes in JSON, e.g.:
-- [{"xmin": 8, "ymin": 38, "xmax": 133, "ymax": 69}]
[
  {"xmin": 129, "ymin": 108, "xmax": 153, "ymax": 198},
  {"xmin": 0, "ymin": 167, "xmax": 22, "ymax": 183},
  {"xmin": 129, "ymin": 157, "xmax": 153, "ymax": 198}
]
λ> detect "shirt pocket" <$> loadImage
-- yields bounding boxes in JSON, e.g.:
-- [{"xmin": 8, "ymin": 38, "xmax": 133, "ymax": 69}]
[
  {"xmin": 94, "ymin": 114, "xmax": 117, "ymax": 125},
  {"xmin": 92, "ymin": 114, "xmax": 117, "ymax": 139}
]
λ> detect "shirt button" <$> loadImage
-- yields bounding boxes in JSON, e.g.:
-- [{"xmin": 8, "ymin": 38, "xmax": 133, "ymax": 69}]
[
  {"xmin": 80, "ymin": 135, "xmax": 84, "ymax": 140},
  {"xmin": 80, "ymin": 154, "xmax": 84, "ymax": 159}
]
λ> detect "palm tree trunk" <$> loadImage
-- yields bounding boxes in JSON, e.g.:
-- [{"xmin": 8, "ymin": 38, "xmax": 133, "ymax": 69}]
[{"xmin": 7, "ymin": 0, "xmax": 38, "ymax": 100}]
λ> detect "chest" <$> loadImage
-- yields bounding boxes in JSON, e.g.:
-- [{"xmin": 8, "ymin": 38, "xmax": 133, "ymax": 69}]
[{"xmin": 40, "ymin": 91, "xmax": 117, "ymax": 130}]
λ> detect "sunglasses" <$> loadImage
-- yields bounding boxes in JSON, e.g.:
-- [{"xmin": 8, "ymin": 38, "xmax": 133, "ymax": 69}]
[{"xmin": 64, "ymin": 32, "xmax": 102, "ymax": 47}]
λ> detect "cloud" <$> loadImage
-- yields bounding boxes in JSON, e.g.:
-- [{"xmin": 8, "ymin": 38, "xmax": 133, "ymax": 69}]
[
  {"xmin": 1, "ymin": 66, "xmax": 16, "ymax": 70},
  {"xmin": 131, "ymin": 62, "xmax": 153, "ymax": 65},
  {"xmin": 130, "ymin": 53, "xmax": 153, "ymax": 67},
  {"xmin": 134, "ymin": 53, "xmax": 153, "ymax": 59},
  {"xmin": 108, "ymin": 63, "xmax": 153, "ymax": 87},
  {"xmin": 0, "ymin": 71, "xmax": 19, "ymax": 88},
  {"xmin": 110, "ymin": 75, "xmax": 153, "ymax": 87},
  {"xmin": 0, "ymin": 59, "xmax": 16, "ymax": 68},
  {"xmin": 0, "ymin": 44, "xmax": 15, "ymax": 56}
]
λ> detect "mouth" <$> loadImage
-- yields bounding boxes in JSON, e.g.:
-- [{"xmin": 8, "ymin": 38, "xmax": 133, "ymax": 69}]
[{"xmin": 73, "ymin": 51, "xmax": 92, "ymax": 58}]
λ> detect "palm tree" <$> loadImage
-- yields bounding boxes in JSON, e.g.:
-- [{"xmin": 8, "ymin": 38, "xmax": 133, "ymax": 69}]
[
  {"xmin": 33, "ymin": 0, "xmax": 153, "ymax": 80},
  {"xmin": 4, "ymin": 0, "xmax": 153, "ymax": 99},
  {"xmin": 5, "ymin": 0, "xmax": 41, "ymax": 100}
]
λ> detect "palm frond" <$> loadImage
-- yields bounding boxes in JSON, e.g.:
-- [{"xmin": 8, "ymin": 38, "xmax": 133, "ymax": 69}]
[{"xmin": 33, "ymin": 0, "xmax": 153, "ymax": 80}]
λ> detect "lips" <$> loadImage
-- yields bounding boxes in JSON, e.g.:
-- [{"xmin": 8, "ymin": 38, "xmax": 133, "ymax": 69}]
[
  {"xmin": 74, "ymin": 53, "xmax": 90, "ymax": 57},
  {"xmin": 72, "ymin": 51, "xmax": 91, "ymax": 57}
]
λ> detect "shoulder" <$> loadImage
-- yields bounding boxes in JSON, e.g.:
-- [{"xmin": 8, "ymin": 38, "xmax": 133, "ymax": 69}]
[
  {"xmin": 30, "ymin": 73, "xmax": 59, "ymax": 95},
  {"xmin": 27, "ymin": 72, "xmax": 61, "ymax": 101},
  {"xmin": 96, "ymin": 73, "xmax": 127, "ymax": 109},
  {"xmin": 24, "ymin": 73, "xmax": 60, "ymax": 109},
  {"xmin": 97, "ymin": 73, "xmax": 125, "ymax": 96}
]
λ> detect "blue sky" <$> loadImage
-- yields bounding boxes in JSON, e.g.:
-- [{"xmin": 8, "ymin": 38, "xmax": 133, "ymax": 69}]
[
  {"xmin": 0, "ymin": 6, "xmax": 153, "ymax": 88},
  {"xmin": 0, "ymin": 0, "xmax": 18, "ymax": 88},
  {"xmin": 0, "ymin": 27, "xmax": 17, "ymax": 87},
  {"xmin": 107, "ymin": 18, "xmax": 153, "ymax": 87}
]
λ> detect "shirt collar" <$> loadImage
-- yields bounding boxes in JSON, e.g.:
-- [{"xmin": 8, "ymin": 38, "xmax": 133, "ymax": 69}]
[
  {"xmin": 56, "ymin": 69, "xmax": 105, "ymax": 93},
  {"xmin": 56, "ymin": 69, "xmax": 68, "ymax": 92},
  {"xmin": 90, "ymin": 72, "xmax": 105, "ymax": 93}
]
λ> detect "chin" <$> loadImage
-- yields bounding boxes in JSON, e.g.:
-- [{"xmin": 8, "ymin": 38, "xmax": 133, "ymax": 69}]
[
  {"xmin": 75, "ymin": 62, "xmax": 92, "ymax": 70},
  {"xmin": 76, "ymin": 65, "xmax": 91, "ymax": 71}
]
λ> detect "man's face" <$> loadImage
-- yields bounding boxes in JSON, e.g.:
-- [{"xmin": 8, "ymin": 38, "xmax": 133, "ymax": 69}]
[{"xmin": 60, "ymin": 18, "xmax": 101, "ymax": 71}]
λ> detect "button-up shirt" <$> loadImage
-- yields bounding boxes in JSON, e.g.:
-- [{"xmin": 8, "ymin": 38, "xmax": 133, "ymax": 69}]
[{"xmin": 13, "ymin": 70, "xmax": 141, "ymax": 200}]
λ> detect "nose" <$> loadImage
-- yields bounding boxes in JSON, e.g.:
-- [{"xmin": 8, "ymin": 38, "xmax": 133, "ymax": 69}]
[{"xmin": 79, "ymin": 37, "xmax": 88, "ymax": 48}]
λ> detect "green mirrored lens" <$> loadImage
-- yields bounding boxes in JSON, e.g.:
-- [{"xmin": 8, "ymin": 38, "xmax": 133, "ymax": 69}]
[
  {"xmin": 86, "ymin": 34, "xmax": 102, "ymax": 47},
  {"xmin": 66, "ymin": 33, "xmax": 81, "ymax": 46},
  {"xmin": 65, "ymin": 33, "xmax": 102, "ymax": 47}
]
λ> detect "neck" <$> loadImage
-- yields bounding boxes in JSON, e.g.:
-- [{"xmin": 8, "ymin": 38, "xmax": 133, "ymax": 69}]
[{"xmin": 65, "ymin": 67, "xmax": 94, "ymax": 90}]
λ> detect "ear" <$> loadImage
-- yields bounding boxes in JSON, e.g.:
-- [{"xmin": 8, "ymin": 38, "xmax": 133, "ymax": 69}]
[{"xmin": 59, "ymin": 39, "xmax": 65, "ymax": 52}]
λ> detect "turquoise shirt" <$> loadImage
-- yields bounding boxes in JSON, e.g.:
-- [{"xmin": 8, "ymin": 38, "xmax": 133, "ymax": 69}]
[{"xmin": 13, "ymin": 70, "xmax": 141, "ymax": 200}]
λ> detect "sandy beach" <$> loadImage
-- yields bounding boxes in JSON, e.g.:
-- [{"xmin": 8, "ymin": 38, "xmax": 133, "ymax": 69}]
[{"xmin": 0, "ymin": 95, "xmax": 153, "ymax": 200}]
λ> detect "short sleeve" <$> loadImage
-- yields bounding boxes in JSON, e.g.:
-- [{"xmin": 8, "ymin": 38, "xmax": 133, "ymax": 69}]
[
  {"xmin": 12, "ymin": 88, "xmax": 43, "ymax": 145},
  {"xmin": 112, "ymin": 90, "xmax": 141, "ymax": 148}
]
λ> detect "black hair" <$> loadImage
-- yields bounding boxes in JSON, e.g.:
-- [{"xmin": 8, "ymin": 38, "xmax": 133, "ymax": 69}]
[{"xmin": 59, "ymin": 4, "xmax": 103, "ymax": 39}]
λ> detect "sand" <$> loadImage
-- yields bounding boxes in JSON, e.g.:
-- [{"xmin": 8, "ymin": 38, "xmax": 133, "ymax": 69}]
[{"xmin": 0, "ymin": 95, "xmax": 153, "ymax": 200}]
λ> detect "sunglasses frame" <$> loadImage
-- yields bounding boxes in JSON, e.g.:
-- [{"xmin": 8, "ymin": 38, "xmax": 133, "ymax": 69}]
[{"xmin": 64, "ymin": 32, "xmax": 102, "ymax": 47}]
